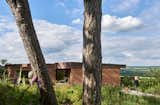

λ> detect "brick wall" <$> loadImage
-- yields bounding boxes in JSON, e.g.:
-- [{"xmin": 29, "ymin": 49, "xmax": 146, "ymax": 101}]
[
  {"xmin": 47, "ymin": 64, "xmax": 56, "ymax": 82},
  {"xmin": 7, "ymin": 66, "xmax": 20, "ymax": 83},
  {"xmin": 70, "ymin": 67, "xmax": 83, "ymax": 85},
  {"xmin": 6, "ymin": 64, "xmax": 57, "ymax": 83},
  {"xmin": 69, "ymin": 66, "xmax": 121, "ymax": 86},
  {"xmin": 6, "ymin": 62, "xmax": 125, "ymax": 86},
  {"xmin": 102, "ymin": 67, "xmax": 120, "ymax": 86}
]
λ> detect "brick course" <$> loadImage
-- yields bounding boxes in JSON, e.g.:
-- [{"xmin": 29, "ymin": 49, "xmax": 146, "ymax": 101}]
[{"xmin": 5, "ymin": 62, "xmax": 125, "ymax": 86}]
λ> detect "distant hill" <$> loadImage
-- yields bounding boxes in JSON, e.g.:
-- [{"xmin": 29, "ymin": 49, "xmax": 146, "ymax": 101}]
[{"xmin": 120, "ymin": 66, "xmax": 160, "ymax": 76}]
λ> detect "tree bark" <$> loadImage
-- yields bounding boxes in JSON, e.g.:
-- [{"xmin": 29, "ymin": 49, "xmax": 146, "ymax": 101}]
[
  {"xmin": 6, "ymin": 0, "xmax": 58, "ymax": 105},
  {"xmin": 82, "ymin": 0, "xmax": 102, "ymax": 105}
]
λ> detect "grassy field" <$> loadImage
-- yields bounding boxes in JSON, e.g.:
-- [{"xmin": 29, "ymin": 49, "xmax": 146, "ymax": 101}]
[
  {"xmin": 0, "ymin": 81, "xmax": 160, "ymax": 105},
  {"xmin": 0, "ymin": 67, "xmax": 160, "ymax": 105},
  {"xmin": 121, "ymin": 69, "xmax": 160, "ymax": 96}
]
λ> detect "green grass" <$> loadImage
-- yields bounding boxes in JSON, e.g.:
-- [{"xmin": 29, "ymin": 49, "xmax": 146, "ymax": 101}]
[
  {"xmin": 0, "ymin": 81, "xmax": 160, "ymax": 105},
  {"xmin": 0, "ymin": 82, "xmax": 40, "ymax": 105}
]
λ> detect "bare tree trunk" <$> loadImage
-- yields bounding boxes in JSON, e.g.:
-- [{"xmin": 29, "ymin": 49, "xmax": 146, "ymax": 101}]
[
  {"xmin": 82, "ymin": 0, "xmax": 102, "ymax": 105},
  {"xmin": 6, "ymin": 0, "xmax": 58, "ymax": 105}
]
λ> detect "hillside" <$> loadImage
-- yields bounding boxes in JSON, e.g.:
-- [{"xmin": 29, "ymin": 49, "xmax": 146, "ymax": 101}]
[{"xmin": 121, "ymin": 66, "xmax": 160, "ymax": 76}]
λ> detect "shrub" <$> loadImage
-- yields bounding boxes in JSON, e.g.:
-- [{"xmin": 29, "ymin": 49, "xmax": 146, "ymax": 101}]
[
  {"xmin": 0, "ymin": 82, "xmax": 40, "ymax": 105},
  {"xmin": 0, "ymin": 81, "xmax": 160, "ymax": 105},
  {"xmin": 139, "ymin": 69, "xmax": 160, "ymax": 94},
  {"xmin": 121, "ymin": 76, "xmax": 133, "ymax": 87},
  {"xmin": 55, "ymin": 84, "xmax": 82, "ymax": 105}
]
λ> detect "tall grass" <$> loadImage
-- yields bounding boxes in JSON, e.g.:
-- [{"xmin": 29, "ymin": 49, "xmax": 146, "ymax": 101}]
[
  {"xmin": 0, "ymin": 82, "xmax": 40, "ymax": 105},
  {"xmin": 0, "ymin": 82, "xmax": 160, "ymax": 105}
]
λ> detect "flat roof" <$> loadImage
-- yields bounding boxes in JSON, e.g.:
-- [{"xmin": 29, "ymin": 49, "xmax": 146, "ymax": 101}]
[{"xmin": 5, "ymin": 62, "xmax": 126, "ymax": 69}]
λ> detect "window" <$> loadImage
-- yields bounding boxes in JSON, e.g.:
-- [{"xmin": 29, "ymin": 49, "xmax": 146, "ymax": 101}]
[{"xmin": 56, "ymin": 69, "xmax": 70, "ymax": 83}]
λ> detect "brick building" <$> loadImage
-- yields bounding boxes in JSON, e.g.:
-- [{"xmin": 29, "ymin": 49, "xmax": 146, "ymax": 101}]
[{"xmin": 5, "ymin": 62, "xmax": 125, "ymax": 86}]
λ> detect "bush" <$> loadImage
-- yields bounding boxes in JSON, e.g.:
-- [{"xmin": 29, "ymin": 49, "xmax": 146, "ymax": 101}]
[
  {"xmin": 102, "ymin": 85, "xmax": 121, "ymax": 105},
  {"xmin": 139, "ymin": 69, "xmax": 160, "ymax": 94},
  {"xmin": 145, "ymin": 84, "xmax": 160, "ymax": 95},
  {"xmin": 0, "ymin": 82, "xmax": 40, "ymax": 105},
  {"xmin": 121, "ymin": 76, "xmax": 133, "ymax": 87},
  {"xmin": 55, "ymin": 84, "xmax": 82, "ymax": 105},
  {"xmin": 0, "ymin": 81, "xmax": 160, "ymax": 105}
]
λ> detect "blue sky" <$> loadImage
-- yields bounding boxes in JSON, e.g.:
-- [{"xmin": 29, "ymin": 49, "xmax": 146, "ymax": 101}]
[{"xmin": 0, "ymin": 0, "xmax": 160, "ymax": 66}]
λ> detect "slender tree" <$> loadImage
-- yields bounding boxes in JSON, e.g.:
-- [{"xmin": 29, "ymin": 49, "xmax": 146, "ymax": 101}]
[
  {"xmin": 82, "ymin": 0, "xmax": 102, "ymax": 105},
  {"xmin": 0, "ymin": 59, "xmax": 7, "ymax": 66},
  {"xmin": 6, "ymin": 0, "xmax": 58, "ymax": 105}
]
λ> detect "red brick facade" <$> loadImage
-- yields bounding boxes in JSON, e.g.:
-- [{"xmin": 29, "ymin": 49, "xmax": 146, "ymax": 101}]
[{"xmin": 5, "ymin": 62, "xmax": 125, "ymax": 86}]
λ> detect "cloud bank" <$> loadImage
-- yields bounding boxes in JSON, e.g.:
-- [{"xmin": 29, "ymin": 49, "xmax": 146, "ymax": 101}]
[
  {"xmin": 102, "ymin": 15, "xmax": 142, "ymax": 32},
  {"xmin": 0, "ymin": 17, "xmax": 82, "ymax": 63},
  {"xmin": 1, "ymin": 15, "xmax": 160, "ymax": 66}
]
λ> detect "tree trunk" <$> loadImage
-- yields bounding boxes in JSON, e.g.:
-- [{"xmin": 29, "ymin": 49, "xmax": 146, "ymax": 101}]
[
  {"xmin": 82, "ymin": 0, "xmax": 102, "ymax": 105},
  {"xmin": 6, "ymin": 0, "xmax": 58, "ymax": 105}
]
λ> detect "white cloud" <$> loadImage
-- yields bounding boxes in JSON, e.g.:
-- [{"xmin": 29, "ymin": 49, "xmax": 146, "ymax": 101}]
[
  {"xmin": 1, "ymin": 16, "xmax": 160, "ymax": 66},
  {"xmin": 72, "ymin": 18, "xmax": 82, "ymax": 25},
  {"xmin": 102, "ymin": 15, "xmax": 143, "ymax": 32},
  {"xmin": 122, "ymin": 52, "xmax": 133, "ymax": 58},
  {"xmin": 56, "ymin": 1, "xmax": 65, "ymax": 7},
  {"xmin": 0, "ymin": 16, "xmax": 17, "ymax": 32},
  {"xmin": 0, "ymin": 17, "xmax": 82, "ymax": 64},
  {"xmin": 126, "ymin": 1, "xmax": 160, "ymax": 37},
  {"xmin": 34, "ymin": 20, "xmax": 82, "ymax": 63},
  {"xmin": 102, "ymin": 35, "xmax": 160, "ymax": 66}
]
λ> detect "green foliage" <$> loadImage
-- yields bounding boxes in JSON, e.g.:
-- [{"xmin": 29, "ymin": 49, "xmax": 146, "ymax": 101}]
[
  {"xmin": 0, "ymin": 59, "xmax": 7, "ymax": 66},
  {"xmin": 55, "ymin": 84, "xmax": 82, "ymax": 105},
  {"xmin": 139, "ymin": 78, "xmax": 156, "ymax": 91},
  {"xmin": 0, "ymin": 65, "xmax": 6, "ymax": 79},
  {"xmin": 139, "ymin": 78, "xmax": 160, "ymax": 94},
  {"xmin": 145, "ymin": 84, "xmax": 160, "ymax": 95},
  {"xmin": 102, "ymin": 86, "xmax": 121, "ymax": 105},
  {"xmin": 121, "ymin": 76, "xmax": 133, "ymax": 87},
  {"xmin": 139, "ymin": 70, "xmax": 160, "ymax": 94},
  {"xmin": 0, "ymin": 81, "xmax": 160, "ymax": 105},
  {"xmin": 0, "ymin": 59, "xmax": 8, "ymax": 82},
  {"xmin": 56, "ymin": 70, "xmax": 65, "ymax": 81},
  {"xmin": 149, "ymin": 69, "xmax": 160, "ymax": 81},
  {"xmin": 0, "ymin": 68, "xmax": 8, "ymax": 83},
  {"xmin": 120, "ymin": 93, "xmax": 160, "ymax": 105},
  {"xmin": 0, "ymin": 82, "xmax": 40, "ymax": 105},
  {"xmin": 0, "ymin": 67, "xmax": 4, "ymax": 79}
]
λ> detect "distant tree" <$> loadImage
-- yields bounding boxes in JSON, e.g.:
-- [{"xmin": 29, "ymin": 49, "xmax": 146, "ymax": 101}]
[
  {"xmin": 6, "ymin": 0, "xmax": 58, "ymax": 105},
  {"xmin": 0, "ymin": 59, "xmax": 7, "ymax": 78},
  {"xmin": 150, "ymin": 69, "xmax": 160, "ymax": 82},
  {"xmin": 0, "ymin": 59, "xmax": 7, "ymax": 66},
  {"xmin": 82, "ymin": 0, "xmax": 102, "ymax": 105}
]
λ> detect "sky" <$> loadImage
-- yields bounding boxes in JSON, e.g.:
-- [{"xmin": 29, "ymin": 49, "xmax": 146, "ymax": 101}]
[{"xmin": 0, "ymin": 0, "xmax": 160, "ymax": 66}]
